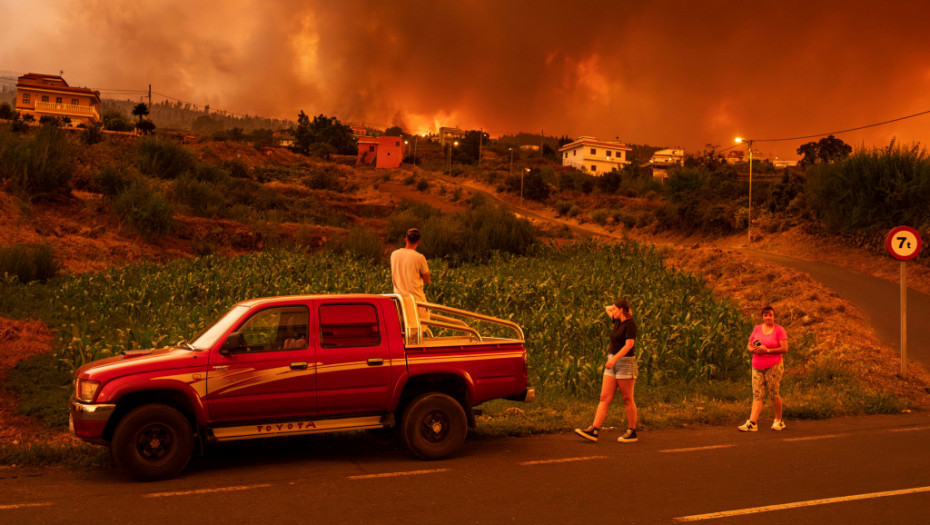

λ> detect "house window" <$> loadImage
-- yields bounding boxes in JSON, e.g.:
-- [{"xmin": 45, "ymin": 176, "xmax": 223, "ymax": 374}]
[
  {"xmin": 369, "ymin": 146, "xmax": 375, "ymax": 152},
  {"xmin": 395, "ymin": 141, "xmax": 400, "ymax": 147},
  {"xmin": 55, "ymin": 97, "xmax": 62, "ymax": 104},
  {"xmin": 71, "ymin": 98, "xmax": 79, "ymax": 105},
  {"xmin": 606, "ymin": 151, "xmax": 612, "ymax": 157},
  {"xmin": 563, "ymin": 152, "xmax": 567, "ymax": 158},
  {"xmin": 22, "ymin": 93, "xmax": 30, "ymax": 104},
  {"xmin": 41, "ymin": 95, "xmax": 49, "ymax": 102},
  {"xmin": 590, "ymin": 148, "xmax": 597, "ymax": 155},
  {"xmin": 591, "ymin": 165, "xmax": 597, "ymax": 172}
]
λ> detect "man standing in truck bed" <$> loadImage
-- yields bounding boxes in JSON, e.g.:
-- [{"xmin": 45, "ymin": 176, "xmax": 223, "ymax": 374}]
[{"xmin": 391, "ymin": 228, "xmax": 431, "ymax": 317}]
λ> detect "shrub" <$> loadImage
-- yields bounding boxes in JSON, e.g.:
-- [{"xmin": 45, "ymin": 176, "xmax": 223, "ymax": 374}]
[
  {"xmin": 0, "ymin": 102, "xmax": 13, "ymax": 120},
  {"xmin": 135, "ymin": 137, "xmax": 197, "ymax": 179},
  {"xmin": 334, "ymin": 227, "xmax": 385, "ymax": 262},
  {"xmin": 91, "ymin": 164, "xmax": 140, "ymax": 198},
  {"xmin": 421, "ymin": 204, "xmax": 537, "ymax": 262},
  {"xmin": 416, "ymin": 179, "xmax": 430, "ymax": 191},
  {"xmin": 173, "ymin": 175, "xmax": 229, "ymax": 218},
  {"xmin": 304, "ymin": 166, "xmax": 342, "ymax": 191},
  {"xmin": 0, "ymin": 125, "xmax": 73, "ymax": 200},
  {"xmin": 0, "ymin": 243, "xmax": 58, "ymax": 283},
  {"xmin": 386, "ymin": 200, "xmax": 441, "ymax": 242},
  {"xmin": 112, "ymin": 183, "xmax": 175, "ymax": 236},
  {"xmin": 39, "ymin": 115, "xmax": 63, "ymax": 127},
  {"xmin": 806, "ymin": 142, "xmax": 930, "ymax": 232},
  {"xmin": 554, "ymin": 200, "xmax": 573, "ymax": 216},
  {"xmin": 101, "ymin": 110, "xmax": 134, "ymax": 132},
  {"xmin": 82, "ymin": 122, "xmax": 103, "ymax": 145},
  {"xmin": 592, "ymin": 209, "xmax": 610, "ymax": 225}
]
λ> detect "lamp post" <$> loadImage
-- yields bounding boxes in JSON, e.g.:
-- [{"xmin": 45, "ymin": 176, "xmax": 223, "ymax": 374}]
[
  {"xmin": 404, "ymin": 140, "xmax": 409, "ymax": 163},
  {"xmin": 447, "ymin": 140, "xmax": 458, "ymax": 175},
  {"xmin": 522, "ymin": 167, "xmax": 530, "ymax": 205},
  {"xmin": 413, "ymin": 135, "xmax": 420, "ymax": 166},
  {"xmin": 509, "ymin": 147, "xmax": 513, "ymax": 175},
  {"xmin": 736, "ymin": 137, "xmax": 754, "ymax": 246}
]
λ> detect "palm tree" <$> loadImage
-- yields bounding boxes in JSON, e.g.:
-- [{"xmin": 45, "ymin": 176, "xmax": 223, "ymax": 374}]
[{"xmin": 131, "ymin": 103, "xmax": 149, "ymax": 123}]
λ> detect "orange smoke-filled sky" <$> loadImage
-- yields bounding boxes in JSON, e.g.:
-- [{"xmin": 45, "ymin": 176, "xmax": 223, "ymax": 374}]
[{"xmin": 2, "ymin": 0, "xmax": 930, "ymax": 158}]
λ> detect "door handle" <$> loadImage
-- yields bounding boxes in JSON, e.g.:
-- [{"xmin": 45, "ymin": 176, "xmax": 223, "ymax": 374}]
[
  {"xmin": 367, "ymin": 358, "xmax": 383, "ymax": 366},
  {"xmin": 290, "ymin": 362, "xmax": 308, "ymax": 370}
]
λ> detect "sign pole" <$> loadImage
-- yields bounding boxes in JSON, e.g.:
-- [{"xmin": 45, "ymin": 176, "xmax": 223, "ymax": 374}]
[
  {"xmin": 900, "ymin": 260, "xmax": 907, "ymax": 377},
  {"xmin": 886, "ymin": 225, "xmax": 922, "ymax": 378}
]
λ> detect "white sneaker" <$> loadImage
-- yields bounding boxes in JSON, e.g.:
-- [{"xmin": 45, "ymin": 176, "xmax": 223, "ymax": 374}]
[
  {"xmin": 737, "ymin": 420, "xmax": 758, "ymax": 432},
  {"xmin": 771, "ymin": 419, "xmax": 786, "ymax": 431}
]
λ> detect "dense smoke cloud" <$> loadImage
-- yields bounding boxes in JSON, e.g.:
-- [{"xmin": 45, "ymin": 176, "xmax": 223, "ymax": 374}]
[{"xmin": 2, "ymin": 0, "xmax": 929, "ymax": 157}]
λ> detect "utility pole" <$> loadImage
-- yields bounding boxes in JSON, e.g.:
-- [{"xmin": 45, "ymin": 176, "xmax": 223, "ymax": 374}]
[
  {"xmin": 148, "ymin": 84, "xmax": 152, "ymax": 111},
  {"xmin": 478, "ymin": 128, "xmax": 483, "ymax": 168}
]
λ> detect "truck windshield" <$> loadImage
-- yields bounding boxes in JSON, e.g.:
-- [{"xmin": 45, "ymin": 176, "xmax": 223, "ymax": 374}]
[{"xmin": 188, "ymin": 305, "xmax": 250, "ymax": 350}]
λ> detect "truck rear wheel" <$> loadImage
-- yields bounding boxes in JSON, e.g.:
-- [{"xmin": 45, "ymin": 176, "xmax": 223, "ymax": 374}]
[
  {"xmin": 111, "ymin": 404, "xmax": 194, "ymax": 481},
  {"xmin": 401, "ymin": 393, "xmax": 467, "ymax": 460}
]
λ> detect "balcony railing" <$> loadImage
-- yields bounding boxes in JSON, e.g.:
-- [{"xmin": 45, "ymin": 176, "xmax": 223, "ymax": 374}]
[{"xmin": 32, "ymin": 101, "xmax": 99, "ymax": 118}]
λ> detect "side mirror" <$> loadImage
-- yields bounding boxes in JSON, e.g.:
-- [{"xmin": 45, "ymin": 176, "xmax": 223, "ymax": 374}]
[{"xmin": 220, "ymin": 332, "xmax": 247, "ymax": 356}]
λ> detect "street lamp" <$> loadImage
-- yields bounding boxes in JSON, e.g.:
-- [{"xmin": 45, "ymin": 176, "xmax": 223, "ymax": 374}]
[
  {"xmin": 447, "ymin": 140, "xmax": 459, "ymax": 175},
  {"xmin": 735, "ymin": 137, "xmax": 754, "ymax": 246},
  {"xmin": 509, "ymin": 147, "xmax": 513, "ymax": 175},
  {"xmin": 522, "ymin": 167, "xmax": 530, "ymax": 205}
]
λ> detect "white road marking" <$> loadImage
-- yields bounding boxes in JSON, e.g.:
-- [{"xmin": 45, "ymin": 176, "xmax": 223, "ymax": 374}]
[
  {"xmin": 660, "ymin": 445, "xmax": 736, "ymax": 453},
  {"xmin": 0, "ymin": 502, "xmax": 53, "ymax": 510},
  {"xmin": 348, "ymin": 468, "xmax": 448, "ymax": 480},
  {"xmin": 143, "ymin": 484, "xmax": 272, "ymax": 498},
  {"xmin": 890, "ymin": 425, "xmax": 930, "ymax": 433},
  {"xmin": 673, "ymin": 485, "xmax": 930, "ymax": 522},
  {"xmin": 521, "ymin": 456, "xmax": 607, "ymax": 465},
  {"xmin": 782, "ymin": 433, "xmax": 846, "ymax": 442}
]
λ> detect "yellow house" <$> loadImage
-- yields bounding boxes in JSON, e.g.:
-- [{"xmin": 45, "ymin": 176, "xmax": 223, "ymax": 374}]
[{"xmin": 15, "ymin": 73, "xmax": 101, "ymax": 125}]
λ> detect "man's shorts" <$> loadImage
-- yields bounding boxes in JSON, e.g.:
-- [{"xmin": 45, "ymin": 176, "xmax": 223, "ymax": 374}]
[
  {"xmin": 604, "ymin": 354, "xmax": 638, "ymax": 380},
  {"xmin": 751, "ymin": 361, "xmax": 784, "ymax": 401}
]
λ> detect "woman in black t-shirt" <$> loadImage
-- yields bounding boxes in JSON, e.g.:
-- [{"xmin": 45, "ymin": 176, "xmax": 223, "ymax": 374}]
[{"xmin": 574, "ymin": 298, "xmax": 639, "ymax": 443}]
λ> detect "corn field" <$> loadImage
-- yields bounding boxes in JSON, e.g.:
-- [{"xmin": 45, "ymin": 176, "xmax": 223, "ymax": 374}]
[{"xmin": 3, "ymin": 241, "xmax": 750, "ymax": 398}]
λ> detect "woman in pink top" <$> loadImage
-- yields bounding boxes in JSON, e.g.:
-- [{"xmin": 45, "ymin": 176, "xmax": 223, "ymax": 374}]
[{"xmin": 738, "ymin": 305, "xmax": 789, "ymax": 432}]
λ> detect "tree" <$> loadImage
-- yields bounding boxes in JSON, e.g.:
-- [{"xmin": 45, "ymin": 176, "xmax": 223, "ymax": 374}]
[
  {"xmin": 797, "ymin": 135, "xmax": 852, "ymax": 168},
  {"xmin": 132, "ymin": 103, "xmax": 150, "ymax": 123},
  {"xmin": 136, "ymin": 119, "xmax": 156, "ymax": 135},
  {"xmin": 293, "ymin": 112, "xmax": 356, "ymax": 157},
  {"xmin": 383, "ymin": 126, "xmax": 404, "ymax": 137}
]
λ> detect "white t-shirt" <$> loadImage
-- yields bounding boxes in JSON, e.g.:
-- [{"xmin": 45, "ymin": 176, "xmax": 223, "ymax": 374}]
[{"xmin": 390, "ymin": 248, "xmax": 429, "ymax": 301}]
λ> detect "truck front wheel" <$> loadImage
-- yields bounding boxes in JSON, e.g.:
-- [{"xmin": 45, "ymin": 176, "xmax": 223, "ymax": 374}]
[
  {"xmin": 401, "ymin": 393, "xmax": 467, "ymax": 460},
  {"xmin": 111, "ymin": 404, "xmax": 194, "ymax": 481}
]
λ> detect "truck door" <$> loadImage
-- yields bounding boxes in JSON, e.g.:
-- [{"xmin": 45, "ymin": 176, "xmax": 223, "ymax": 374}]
[
  {"xmin": 314, "ymin": 300, "xmax": 392, "ymax": 415},
  {"xmin": 206, "ymin": 304, "xmax": 317, "ymax": 423}
]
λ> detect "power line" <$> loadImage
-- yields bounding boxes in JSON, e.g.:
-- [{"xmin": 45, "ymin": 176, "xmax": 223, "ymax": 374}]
[{"xmin": 744, "ymin": 108, "xmax": 930, "ymax": 143}]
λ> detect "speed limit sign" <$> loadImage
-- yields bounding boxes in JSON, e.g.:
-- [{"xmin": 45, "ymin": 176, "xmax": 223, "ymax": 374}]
[{"xmin": 886, "ymin": 226, "xmax": 922, "ymax": 261}]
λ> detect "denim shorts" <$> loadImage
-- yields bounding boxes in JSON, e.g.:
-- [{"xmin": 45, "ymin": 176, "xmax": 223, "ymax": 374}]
[{"xmin": 604, "ymin": 354, "xmax": 638, "ymax": 380}]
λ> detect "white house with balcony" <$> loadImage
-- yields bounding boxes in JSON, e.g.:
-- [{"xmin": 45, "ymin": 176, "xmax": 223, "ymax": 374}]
[
  {"xmin": 15, "ymin": 73, "xmax": 101, "ymax": 125},
  {"xmin": 558, "ymin": 136, "xmax": 632, "ymax": 175}
]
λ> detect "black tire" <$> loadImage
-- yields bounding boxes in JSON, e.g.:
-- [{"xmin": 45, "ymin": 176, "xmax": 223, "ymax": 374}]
[
  {"xmin": 401, "ymin": 393, "xmax": 467, "ymax": 460},
  {"xmin": 111, "ymin": 404, "xmax": 194, "ymax": 481}
]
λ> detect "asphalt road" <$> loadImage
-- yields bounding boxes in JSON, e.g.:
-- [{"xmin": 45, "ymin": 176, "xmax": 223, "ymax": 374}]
[
  {"xmin": 2, "ymin": 412, "xmax": 929, "ymax": 524},
  {"xmin": 741, "ymin": 249, "xmax": 930, "ymax": 372}
]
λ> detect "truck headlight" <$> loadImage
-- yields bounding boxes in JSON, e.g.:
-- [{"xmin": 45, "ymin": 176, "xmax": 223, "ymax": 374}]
[{"xmin": 75, "ymin": 379, "xmax": 100, "ymax": 403}]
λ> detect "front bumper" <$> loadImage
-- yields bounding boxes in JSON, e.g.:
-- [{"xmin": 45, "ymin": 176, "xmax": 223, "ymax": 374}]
[
  {"xmin": 506, "ymin": 387, "xmax": 535, "ymax": 403},
  {"xmin": 69, "ymin": 397, "xmax": 116, "ymax": 444}
]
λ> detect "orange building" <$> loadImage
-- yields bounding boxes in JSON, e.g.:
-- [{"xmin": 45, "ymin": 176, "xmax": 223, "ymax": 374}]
[
  {"xmin": 15, "ymin": 73, "xmax": 101, "ymax": 125},
  {"xmin": 357, "ymin": 136, "xmax": 403, "ymax": 168}
]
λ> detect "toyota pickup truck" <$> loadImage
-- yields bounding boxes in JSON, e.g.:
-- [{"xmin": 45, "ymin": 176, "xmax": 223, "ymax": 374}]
[{"xmin": 70, "ymin": 294, "xmax": 534, "ymax": 480}]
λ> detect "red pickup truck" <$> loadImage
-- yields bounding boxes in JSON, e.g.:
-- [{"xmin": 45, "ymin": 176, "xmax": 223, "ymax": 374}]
[{"xmin": 70, "ymin": 294, "xmax": 533, "ymax": 480}]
